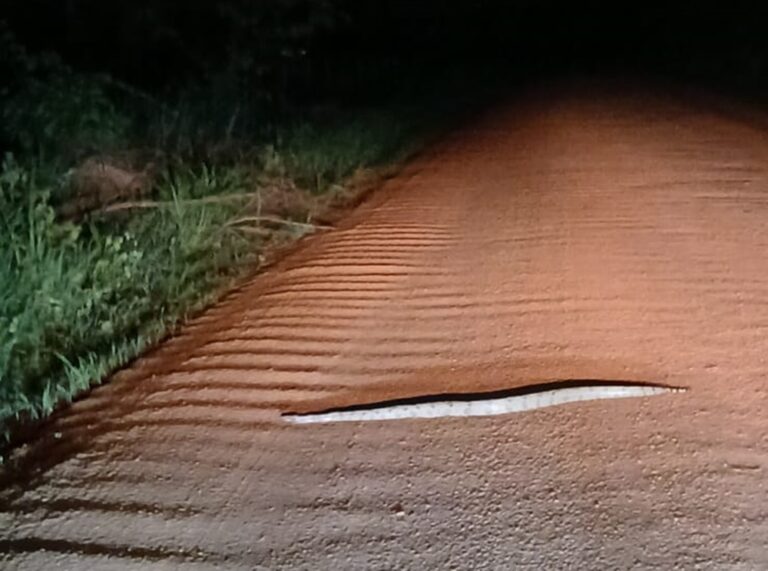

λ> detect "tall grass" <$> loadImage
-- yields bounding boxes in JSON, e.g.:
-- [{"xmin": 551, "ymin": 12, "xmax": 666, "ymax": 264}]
[
  {"xmin": 0, "ymin": 157, "xmax": 258, "ymax": 431},
  {"xmin": 273, "ymin": 110, "xmax": 423, "ymax": 192}
]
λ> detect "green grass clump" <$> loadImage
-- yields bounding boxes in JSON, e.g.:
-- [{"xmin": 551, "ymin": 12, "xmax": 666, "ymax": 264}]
[
  {"xmin": 0, "ymin": 156, "xmax": 258, "ymax": 431},
  {"xmin": 271, "ymin": 108, "xmax": 431, "ymax": 193}
]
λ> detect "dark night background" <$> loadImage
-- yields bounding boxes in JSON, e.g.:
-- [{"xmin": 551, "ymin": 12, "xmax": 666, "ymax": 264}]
[{"xmin": 4, "ymin": 2, "xmax": 768, "ymax": 103}]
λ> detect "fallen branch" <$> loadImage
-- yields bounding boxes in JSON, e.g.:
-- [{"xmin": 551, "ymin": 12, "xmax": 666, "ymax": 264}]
[
  {"xmin": 96, "ymin": 194, "xmax": 332, "ymax": 234},
  {"xmin": 99, "ymin": 193, "xmax": 263, "ymax": 213}
]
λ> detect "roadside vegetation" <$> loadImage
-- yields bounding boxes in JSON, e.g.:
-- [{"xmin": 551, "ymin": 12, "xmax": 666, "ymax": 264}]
[{"xmin": 0, "ymin": 14, "xmax": 452, "ymax": 439}]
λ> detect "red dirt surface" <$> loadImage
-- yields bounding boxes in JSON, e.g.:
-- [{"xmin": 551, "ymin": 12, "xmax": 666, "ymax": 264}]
[{"xmin": 2, "ymin": 87, "xmax": 768, "ymax": 569}]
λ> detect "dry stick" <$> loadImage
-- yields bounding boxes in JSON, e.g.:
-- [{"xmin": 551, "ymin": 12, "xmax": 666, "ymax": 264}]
[
  {"xmin": 99, "ymin": 197, "xmax": 332, "ymax": 231},
  {"xmin": 99, "ymin": 194, "xmax": 263, "ymax": 213}
]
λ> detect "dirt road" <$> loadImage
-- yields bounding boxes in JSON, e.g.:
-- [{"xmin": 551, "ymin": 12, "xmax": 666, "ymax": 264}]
[{"xmin": 2, "ymin": 88, "xmax": 768, "ymax": 570}]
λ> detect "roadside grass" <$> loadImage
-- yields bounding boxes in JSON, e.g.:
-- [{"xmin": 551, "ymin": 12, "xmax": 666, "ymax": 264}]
[
  {"xmin": 0, "ymin": 156, "xmax": 262, "ymax": 431},
  {"xmin": 273, "ymin": 109, "xmax": 430, "ymax": 193}
]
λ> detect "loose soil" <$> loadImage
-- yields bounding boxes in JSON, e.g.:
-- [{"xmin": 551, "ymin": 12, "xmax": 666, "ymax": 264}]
[{"xmin": 2, "ymin": 86, "xmax": 768, "ymax": 570}]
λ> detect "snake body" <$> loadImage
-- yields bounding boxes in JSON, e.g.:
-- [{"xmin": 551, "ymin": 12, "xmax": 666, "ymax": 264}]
[{"xmin": 283, "ymin": 383, "xmax": 683, "ymax": 425}]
